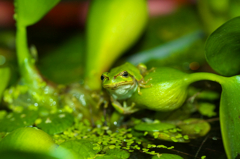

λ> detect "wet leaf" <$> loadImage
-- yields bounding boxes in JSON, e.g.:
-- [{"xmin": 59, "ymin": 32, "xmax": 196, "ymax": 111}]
[
  {"xmin": 15, "ymin": 0, "xmax": 60, "ymax": 26},
  {"xmin": 36, "ymin": 112, "xmax": 74, "ymax": 135},
  {"xmin": 0, "ymin": 109, "xmax": 38, "ymax": 132},
  {"xmin": 134, "ymin": 122, "xmax": 176, "ymax": 132},
  {"xmin": 59, "ymin": 140, "xmax": 101, "ymax": 159},
  {"xmin": 205, "ymin": 16, "xmax": 240, "ymax": 76}
]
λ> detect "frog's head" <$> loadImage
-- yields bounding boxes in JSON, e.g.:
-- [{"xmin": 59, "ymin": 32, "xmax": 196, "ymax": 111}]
[
  {"xmin": 101, "ymin": 64, "xmax": 138, "ymax": 100},
  {"xmin": 101, "ymin": 70, "xmax": 135, "ymax": 89}
]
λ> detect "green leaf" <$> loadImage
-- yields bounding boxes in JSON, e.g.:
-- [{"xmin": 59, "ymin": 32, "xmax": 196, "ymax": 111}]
[
  {"xmin": 36, "ymin": 112, "xmax": 74, "ymax": 135},
  {"xmin": 0, "ymin": 147, "xmax": 77, "ymax": 159},
  {"xmin": 198, "ymin": 103, "xmax": 217, "ymax": 117},
  {"xmin": 95, "ymin": 149, "xmax": 129, "ymax": 159},
  {"xmin": 59, "ymin": 140, "xmax": 101, "ymax": 159},
  {"xmin": 178, "ymin": 118, "xmax": 211, "ymax": 138},
  {"xmin": 38, "ymin": 34, "xmax": 85, "ymax": 84},
  {"xmin": 0, "ymin": 150, "xmax": 57, "ymax": 159},
  {"xmin": 15, "ymin": 0, "xmax": 60, "ymax": 26},
  {"xmin": 219, "ymin": 75, "xmax": 240, "ymax": 158},
  {"xmin": 0, "ymin": 109, "xmax": 38, "ymax": 132},
  {"xmin": 0, "ymin": 67, "xmax": 10, "ymax": 104},
  {"xmin": 134, "ymin": 123, "xmax": 176, "ymax": 132},
  {"xmin": 85, "ymin": 0, "xmax": 148, "ymax": 90},
  {"xmin": 106, "ymin": 149, "xmax": 129, "ymax": 159},
  {"xmin": 205, "ymin": 16, "xmax": 240, "ymax": 76},
  {"xmin": 152, "ymin": 153, "xmax": 183, "ymax": 159}
]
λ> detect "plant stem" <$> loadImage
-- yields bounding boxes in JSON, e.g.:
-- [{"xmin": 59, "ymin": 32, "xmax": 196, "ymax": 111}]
[
  {"xmin": 16, "ymin": 25, "xmax": 30, "ymax": 68},
  {"xmin": 16, "ymin": 25, "xmax": 42, "ymax": 87},
  {"xmin": 186, "ymin": 72, "xmax": 226, "ymax": 85}
]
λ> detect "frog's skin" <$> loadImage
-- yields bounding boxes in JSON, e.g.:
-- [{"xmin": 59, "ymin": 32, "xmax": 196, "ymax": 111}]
[
  {"xmin": 101, "ymin": 62, "xmax": 153, "ymax": 114},
  {"xmin": 101, "ymin": 62, "xmax": 190, "ymax": 115}
]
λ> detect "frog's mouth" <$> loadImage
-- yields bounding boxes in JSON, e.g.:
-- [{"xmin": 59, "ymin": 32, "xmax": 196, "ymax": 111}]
[{"xmin": 103, "ymin": 81, "xmax": 135, "ymax": 90}]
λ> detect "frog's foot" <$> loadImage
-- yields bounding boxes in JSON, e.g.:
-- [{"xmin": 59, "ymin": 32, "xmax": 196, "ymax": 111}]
[
  {"xmin": 92, "ymin": 92, "xmax": 109, "ymax": 108},
  {"xmin": 112, "ymin": 99, "xmax": 139, "ymax": 115},
  {"xmin": 137, "ymin": 77, "xmax": 152, "ymax": 95}
]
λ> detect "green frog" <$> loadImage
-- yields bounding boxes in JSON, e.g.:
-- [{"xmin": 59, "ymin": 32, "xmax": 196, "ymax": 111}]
[{"xmin": 101, "ymin": 62, "xmax": 189, "ymax": 114}]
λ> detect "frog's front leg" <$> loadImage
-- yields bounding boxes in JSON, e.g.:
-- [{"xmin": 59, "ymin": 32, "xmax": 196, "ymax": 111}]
[
  {"xmin": 111, "ymin": 97, "xmax": 139, "ymax": 114},
  {"xmin": 137, "ymin": 78, "xmax": 153, "ymax": 95}
]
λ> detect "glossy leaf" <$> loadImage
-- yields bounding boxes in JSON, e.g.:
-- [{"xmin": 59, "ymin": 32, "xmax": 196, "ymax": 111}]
[
  {"xmin": 0, "ymin": 67, "xmax": 10, "ymax": 104},
  {"xmin": 36, "ymin": 112, "xmax": 74, "ymax": 135},
  {"xmin": 15, "ymin": 0, "xmax": 60, "ymax": 26},
  {"xmin": 85, "ymin": 0, "xmax": 148, "ymax": 90},
  {"xmin": 59, "ymin": 140, "xmax": 101, "ymax": 159},
  {"xmin": 205, "ymin": 16, "xmax": 240, "ymax": 76},
  {"xmin": 219, "ymin": 75, "xmax": 240, "ymax": 159},
  {"xmin": 0, "ymin": 109, "xmax": 38, "ymax": 132},
  {"xmin": 0, "ymin": 127, "xmax": 56, "ymax": 153},
  {"xmin": 134, "ymin": 122, "xmax": 176, "ymax": 132},
  {"xmin": 0, "ymin": 150, "xmax": 57, "ymax": 159}
]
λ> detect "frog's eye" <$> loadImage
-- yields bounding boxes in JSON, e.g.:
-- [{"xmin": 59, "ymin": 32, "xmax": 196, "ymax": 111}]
[
  {"xmin": 122, "ymin": 71, "xmax": 128, "ymax": 77},
  {"xmin": 101, "ymin": 75, "xmax": 105, "ymax": 81}
]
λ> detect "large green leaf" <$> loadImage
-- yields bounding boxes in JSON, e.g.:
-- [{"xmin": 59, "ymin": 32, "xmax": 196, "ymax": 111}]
[
  {"xmin": 15, "ymin": 0, "xmax": 60, "ymax": 26},
  {"xmin": 0, "ymin": 109, "xmax": 38, "ymax": 132},
  {"xmin": 205, "ymin": 16, "xmax": 240, "ymax": 76},
  {"xmin": 36, "ymin": 112, "xmax": 74, "ymax": 135},
  {"xmin": 59, "ymin": 140, "xmax": 101, "ymax": 159},
  {"xmin": 85, "ymin": 0, "xmax": 148, "ymax": 90},
  {"xmin": 219, "ymin": 75, "xmax": 240, "ymax": 158}
]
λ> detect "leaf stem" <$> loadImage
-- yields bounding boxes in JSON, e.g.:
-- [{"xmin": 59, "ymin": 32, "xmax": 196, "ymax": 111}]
[
  {"xmin": 16, "ymin": 25, "xmax": 43, "ymax": 87},
  {"xmin": 186, "ymin": 72, "xmax": 226, "ymax": 85}
]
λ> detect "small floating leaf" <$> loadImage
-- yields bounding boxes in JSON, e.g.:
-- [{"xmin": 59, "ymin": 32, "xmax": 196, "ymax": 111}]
[
  {"xmin": 134, "ymin": 122, "xmax": 176, "ymax": 132},
  {"xmin": 178, "ymin": 118, "xmax": 211, "ymax": 138},
  {"xmin": 198, "ymin": 103, "xmax": 217, "ymax": 117}
]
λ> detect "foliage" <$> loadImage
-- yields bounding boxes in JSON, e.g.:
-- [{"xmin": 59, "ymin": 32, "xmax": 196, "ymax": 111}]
[
  {"xmin": 205, "ymin": 16, "xmax": 240, "ymax": 76},
  {"xmin": 1, "ymin": 0, "xmax": 240, "ymax": 159}
]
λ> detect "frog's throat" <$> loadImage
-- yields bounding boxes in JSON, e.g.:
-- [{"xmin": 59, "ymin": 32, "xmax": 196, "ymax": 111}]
[
  {"xmin": 109, "ymin": 79, "xmax": 138, "ymax": 100},
  {"xmin": 103, "ymin": 81, "xmax": 135, "ymax": 89}
]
